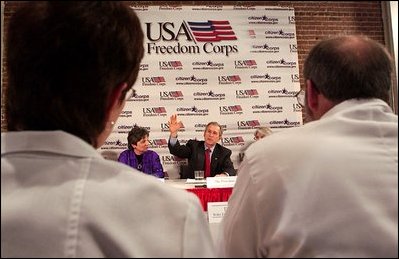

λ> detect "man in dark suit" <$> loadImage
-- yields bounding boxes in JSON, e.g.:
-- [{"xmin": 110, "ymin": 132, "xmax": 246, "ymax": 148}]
[{"xmin": 168, "ymin": 114, "xmax": 236, "ymax": 179}]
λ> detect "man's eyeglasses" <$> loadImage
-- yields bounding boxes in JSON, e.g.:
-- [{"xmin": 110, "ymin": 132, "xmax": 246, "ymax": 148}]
[{"xmin": 294, "ymin": 89, "xmax": 305, "ymax": 108}]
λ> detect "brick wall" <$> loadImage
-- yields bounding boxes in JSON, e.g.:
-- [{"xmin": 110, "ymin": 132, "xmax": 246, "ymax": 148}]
[{"xmin": 1, "ymin": 1, "xmax": 391, "ymax": 131}]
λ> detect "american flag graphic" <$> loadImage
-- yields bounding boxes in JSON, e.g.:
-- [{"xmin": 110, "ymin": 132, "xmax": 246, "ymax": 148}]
[
  {"xmin": 244, "ymin": 60, "xmax": 257, "ymax": 66},
  {"xmin": 154, "ymin": 107, "xmax": 166, "ymax": 113},
  {"xmin": 228, "ymin": 75, "xmax": 241, "ymax": 81},
  {"xmin": 170, "ymin": 91, "xmax": 183, "ymax": 97},
  {"xmin": 246, "ymin": 89, "xmax": 259, "ymax": 95},
  {"xmin": 248, "ymin": 120, "xmax": 260, "ymax": 127},
  {"xmin": 187, "ymin": 20, "xmax": 237, "ymax": 42},
  {"xmin": 153, "ymin": 139, "xmax": 168, "ymax": 145},
  {"xmin": 229, "ymin": 105, "xmax": 242, "ymax": 112},
  {"xmin": 170, "ymin": 61, "xmax": 182, "ymax": 67},
  {"xmin": 231, "ymin": 136, "xmax": 245, "ymax": 143},
  {"xmin": 153, "ymin": 77, "xmax": 166, "ymax": 83}
]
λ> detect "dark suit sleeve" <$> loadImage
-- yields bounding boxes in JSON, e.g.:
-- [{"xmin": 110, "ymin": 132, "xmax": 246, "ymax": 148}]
[
  {"xmin": 168, "ymin": 139, "xmax": 192, "ymax": 159},
  {"xmin": 221, "ymin": 148, "xmax": 236, "ymax": 176}
]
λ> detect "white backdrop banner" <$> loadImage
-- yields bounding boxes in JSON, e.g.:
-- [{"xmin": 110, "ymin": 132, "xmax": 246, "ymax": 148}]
[{"xmin": 99, "ymin": 5, "xmax": 303, "ymax": 179}]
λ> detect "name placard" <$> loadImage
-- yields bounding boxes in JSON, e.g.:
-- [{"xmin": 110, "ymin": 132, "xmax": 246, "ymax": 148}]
[
  {"xmin": 206, "ymin": 176, "xmax": 237, "ymax": 188},
  {"xmin": 207, "ymin": 202, "xmax": 228, "ymax": 223}
]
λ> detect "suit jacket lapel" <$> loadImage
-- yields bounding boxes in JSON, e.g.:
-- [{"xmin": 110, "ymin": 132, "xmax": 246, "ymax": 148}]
[
  {"xmin": 197, "ymin": 141, "xmax": 205, "ymax": 170},
  {"xmin": 211, "ymin": 144, "xmax": 220, "ymax": 173}
]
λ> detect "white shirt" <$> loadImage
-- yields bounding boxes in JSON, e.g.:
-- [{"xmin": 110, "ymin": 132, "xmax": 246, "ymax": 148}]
[
  {"xmin": 1, "ymin": 131, "xmax": 216, "ymax": 258},
  {"xmin": 218, "ymin": 99, "xmax": 398, "ymax": 258}
]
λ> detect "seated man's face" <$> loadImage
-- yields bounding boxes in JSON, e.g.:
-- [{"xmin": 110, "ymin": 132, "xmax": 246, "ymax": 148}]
[{"xmin": 204, "ymin": 125, "xmax": 221, "ymax": 147}]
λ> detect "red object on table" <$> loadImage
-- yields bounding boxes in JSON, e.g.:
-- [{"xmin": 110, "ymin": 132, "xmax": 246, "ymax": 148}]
[{"xmin": 186, "ymin": 187, "xmax": 233, "ymax": 211}]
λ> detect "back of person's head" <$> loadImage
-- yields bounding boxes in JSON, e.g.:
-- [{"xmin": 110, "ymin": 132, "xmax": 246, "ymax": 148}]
[
  {"xmin": 254, "ymin": 126, "xmax": 272, "ymax": 140},
  {"xmin": 303, "ymin": 35, "xmax": 393, "ymax": 103},
  {"xmin": 6, "ymin": 1, "xmax": 144, "ymax": 147},
  {"xmin": 128, "ymin": 126, "xmax": 149, "ymax": 150}
]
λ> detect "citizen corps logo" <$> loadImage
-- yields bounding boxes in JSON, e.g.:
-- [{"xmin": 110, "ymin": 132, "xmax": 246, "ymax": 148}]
[
  {"xmin": 251, "ymin": 43, "xmax": 280, "ymax": 53},
  {"xmin": 194, "ymin": 91, "xmax": 226, "ymax": 101},
  {"xmin": 103, "ymin": 139, "xmax": 127, "ymax": 149},
  {"xmin": 129, "ymin": 93, "xmax": 149, "ymax": 102},
  {"xmin": 176, "ymin": 106, "xmax": 209, "ymax": 117},
  {"xmin": 192, "ymin": 60, "xmax": 224, "ymax": 70},
  {"xmin": 268, "ymin": 88, "xmax": 297, "ymax": 98},
  {"xmin": 269, "ymin": 118, "xmax": 301, "ymax": 128},
  {"xmin": 116, "ymin": 125, "xmax": 133, "ymax": 134},
  {"xmin": 119, "ymin": 110, "xmax": 133, "ymax": 118},
  {"xmin": 145, "ymin": 20, "xmax": 239, "ymax": 56},
  {"xmin": 248, "ymin": 15, "xmax": 279, "ymax": 24},
  {"xmin": 250, "ymin": 73, "xmax": 281, "ymax": 83},
  {"xmin": 175, "ymin": 75, "xmax": 208, "ymax": 86},
  {"xmin": 115, "ymin": 124, "xmax": 150, "ymax": 134},
  {"xmin": 264, "ymin": 29, "xmax": 295, "ymax": 39},
  {"xmin": 195, "ymin": 123, "xmax": 227, "ymax": 132},
  {"xmin": 252, "ymin": 103, "xmax": 283, "ymax": 114},
  {"xmin": 266, "ymin": 58, "xmax": 296, "ymax": 68}
]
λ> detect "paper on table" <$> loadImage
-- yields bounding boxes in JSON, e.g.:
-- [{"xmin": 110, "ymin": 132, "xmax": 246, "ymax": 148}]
[{"xmin": 186, "ymin": 178, "xmax": 207, "ymax": 184}]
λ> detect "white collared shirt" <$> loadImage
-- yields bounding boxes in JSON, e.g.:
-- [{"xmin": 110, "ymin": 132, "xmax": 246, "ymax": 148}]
[
  {"xmin": 2, "ymin": 131, "xmax": 216, "ymax": 258},
  {"xmin": 218, "ymin": 99, "xmax": 398, "ymax": 257}
]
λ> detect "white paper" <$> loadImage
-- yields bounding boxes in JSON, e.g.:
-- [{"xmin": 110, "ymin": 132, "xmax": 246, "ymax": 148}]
[{"xmin": 207, "ymin": 202, "xmax": 229, "ymax": 223}]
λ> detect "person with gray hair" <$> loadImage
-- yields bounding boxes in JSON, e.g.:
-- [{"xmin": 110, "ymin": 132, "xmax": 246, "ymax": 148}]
[
  {"xmin": 218, "ymin": 35, "xmax": 398, "ymax": 257},
  {"xmin": 1, "ymin": 2, "xmax": 215, "ymax": 257}
]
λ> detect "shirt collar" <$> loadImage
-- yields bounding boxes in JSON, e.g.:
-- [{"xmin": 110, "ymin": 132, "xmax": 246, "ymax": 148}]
[{"xmin": 204, "ymin": 143, "xmax": 215, "ymax": 153}]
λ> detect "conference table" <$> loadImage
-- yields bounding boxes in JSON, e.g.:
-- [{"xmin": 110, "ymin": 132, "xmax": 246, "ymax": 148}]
[{"xmin": 164, "ymin": 179, "xmax": 233, "ymax": 211}]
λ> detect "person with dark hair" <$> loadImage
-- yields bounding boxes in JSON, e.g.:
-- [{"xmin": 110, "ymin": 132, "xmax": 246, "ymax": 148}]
[
  {"xmin": 218, "ymin": 35, "xmax": 398, "ymax": 257},
  {"xmin": 118, "ymin": 125, "xmax": 164, "ymax": 178},
  {"xmin": 1, "ymin": 2, "xmax": 215, "ymax": 257},
  {"xmin": 168, "ymin": 114, "xmax": 236, "ymax": 179}
]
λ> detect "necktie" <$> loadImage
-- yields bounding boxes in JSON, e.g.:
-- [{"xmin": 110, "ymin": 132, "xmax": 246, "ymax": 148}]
[{"xmin": 204, "ymin": 148, "xmax": 211, "ymax": 178}]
